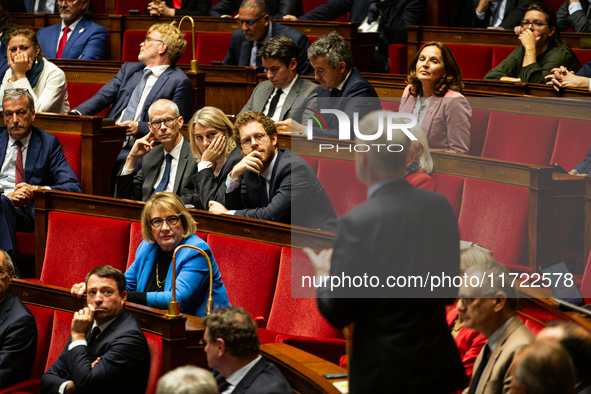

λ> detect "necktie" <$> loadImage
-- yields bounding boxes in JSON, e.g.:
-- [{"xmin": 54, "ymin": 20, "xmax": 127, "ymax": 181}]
[
  {"xmin": 35, "ymin": 0, "xmax": 46, "ymax": 13},
  {"xmin": 469, "ymin": 344, "xmax": 491, "ymax": 394},
  {"xmin": 259, "ymin": 175, "xmax": 268, "ymax": 206},
  {"xmin": 121, "ymin": 69, "xmax": 153, "ymax": 123},
  {"xmin": 266, "ymin": 88, "xmax": 283, "ymax": 117},
  {"xmin": 87, "ymin": 326, "xmax": 101, "ymax": 347},
  {"xmin": 173, "ymin": 0, "xmax": 182, "ymax": 8},
  {"xmin": 56, "ymin": 26, "xmax": 71, "ymax": 59},
  {"xmin": 330, "ymin": 88, "xmax": 340, "ymax": 97},
  {"xmin": 256, "ymin": 42, "xmax": 263, "ymax": 67},
  {"xmin": 218, "ymin": 377, "xmax": 230, "ymax": 393},
  {"xmin": 154, "ymin": 154, "xmax": 172, "ymax": 194},
  {"xmin": 15, "ymin": 141, "xmax": 23, "ymax": 186}
]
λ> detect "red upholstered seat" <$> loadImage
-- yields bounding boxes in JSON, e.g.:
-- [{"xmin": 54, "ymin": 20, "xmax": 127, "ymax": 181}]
[
  {"xmin": 317, "ymin": 158, "xmax": 366, "ymax": 217},
  {"xmin": 144, "ymin": 332, "xmax": 163, "ymax": 394},
  {"xmin": 116, "ymin": 0, "xmax": 148, "ymax": 14},
  {"xmin": 15, "ymin": 233, "xmax": 35, "ymax": 257},
  {"xmin": 302, "ymin": 0, "xmax": 327, "ymax": 13},
  {"xmin": 381, "ymin": 101, "xmax": 400, "ymax": 112},
  {"xmin": 45, "ymin": 311, "xmax": 74, "ymax": 372},
  {"xmin": 431, "ymin": 173, "xmax": 465, "ymax": 220},
  {"xmin": 67, "ymin": 83, "xmax": 108, "ymax": 116},
  {"xmin": 41, "ymin": 212, "xmax": 131, "ymax": 287},
  {"xmin": 573, "ymin": 49, "xmax": 591, "ymax": 66},
  {"xmin": 123, "ymin": 31, "xmax": 194, "ymax": 65},
  {"xmin": 469, "ymin": 109, "xmax": 490, "ymax": 157},
  {"xmin": 446, "ymin": 44, "xmax": 492, "ymax": 80},
  {"xmin": 92, "ymin": 0, "xmax": 105, "ymax": 13},
  {"xmin": 53, "ymin": 134, "xmax": 82, "ymax": 182},
  {"xmin": 388, "ymin": 44, "xmax": 408, "ymax": 75},
  {"xmin": 481, "ymin": 112, "xmax": 559, "ymax": 165},
  {"xmin": 550, "ymin": 119, "xmax": 591, "ymax": 171},
  {"xmin": 492, "ymin": 46, "xmax": 517, "ymax": 68},
  {"xmin": 544, "ymin": 0, "xmax": 564, "ymax": 11},
  {"xmin": 580, "ymin": 252, "xmax": 591, "ymax": 303},
  {"xmin": 458, "ymin": 178, "xmax": 530, "ymax": 272},
  {"xmin": 300, "ymin": 156, "xmax": 319, "ymax": 173},
  {"xmin": 196, "ymin": 33, "xmax": 232, "ymax": 65},
  {"xmin": 207, "ymin": 235, "xmax": 281, "ymax": 324},
  {"xmin": 517, "ymin": 315, "xmax": 544, "ymax": 335},
  {"xmin": 26, "ymin": 306, "xmax": 55, "ymax": 379}
]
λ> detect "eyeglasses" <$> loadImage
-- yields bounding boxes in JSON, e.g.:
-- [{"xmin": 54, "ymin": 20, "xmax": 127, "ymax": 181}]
[
  {"xmin": 56, "ymin": 0, "xmax": 78, "ymax": 4},
  {"xmin": 149, "ymin": 215, "xmax": 180, "ymax": 229},
  {"xmin": 144, "ymin": 36, "xmax": 164, "ymax": 44},
  {"xmin": 521, "ymin": 19, "xmax": 548, "ymax": 28},
  {"xmin": 150, "ymin": 116, "xmax": 179, "ymax": 130},
  {"xmin": 240, "ymin": 133, "xmax": 267, "ymax": 148},
  {"xmin": 237, "ymin": 14, "xmax": 266, "ymax": 26}
]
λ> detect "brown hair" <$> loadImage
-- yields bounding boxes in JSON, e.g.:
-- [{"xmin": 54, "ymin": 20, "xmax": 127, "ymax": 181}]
[
  {"xmin": 232, "ymin": 111, "xmax": 276, "ymax": 148},
  {"xmin": 201, "ymin": 306, "xmax": 260, "ymax": 358},
  {"xmin": 141, "ymin": 192, "xmax": 197, "ymax": 243},
  {"xmin": 148, "ymin": 23, "xmax": 186, "ymax": 66},
  {"xmin": 6, "ymin": 26, "xmax": 43, "ymax": 61},
  {"xmin": 85, "ymin": 265, "xmax": 126, "ymax": 295}
]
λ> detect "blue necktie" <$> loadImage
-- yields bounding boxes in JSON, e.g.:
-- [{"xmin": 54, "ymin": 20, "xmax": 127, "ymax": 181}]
[
  {"xmin": 256, "ymin": 42, "xmax": 263, "ymax": 67},
  {"xmin": 121, "ymin": 68, "xmax": 152, "ymax": 147},
  {"xmin": 259, "ymin": 175, "xmax": 268, "ymax": 206},
  {"xmin": 154, "ymin": 154, "xmax": 172, "ymax": 194}
]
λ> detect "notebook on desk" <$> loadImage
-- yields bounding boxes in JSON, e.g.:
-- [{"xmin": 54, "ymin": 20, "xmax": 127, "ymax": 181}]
[{"xmin": 540, "ymin": 260, "xmax": 591, "ymax": 317}]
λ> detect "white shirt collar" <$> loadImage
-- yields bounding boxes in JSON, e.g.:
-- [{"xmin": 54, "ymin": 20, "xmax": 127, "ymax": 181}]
[
  {"xmin": 335, "ymin": 70, "xmax": 352, "ymax": 92},
  {"xmin": 257, "ymin": 22, "xmax": 273, "ymax": 47},
  {"xmin": 9, "ymin": 132, "xmax": 32, "ymax": 150},
  {"xmin": 487, "ymin": 315, "xmax": 516, "ymax": 351},
  {"xmin": 145, "ymin": 65, "xmax": 170, "ymax": 78},
  {"xmin": 225, "ymin": 355, "xmax": 262, "ymax": 388},
  {"xmin": 91, "ymin": 316, "xmax": 117, "ymax": 334},
  {"xmin": 164, "ymin": 137, "xmax": 184, "ymax": 160},
  {"xmin": 61, "ymin": 17, "xmax": 82, "ymax": 32}
]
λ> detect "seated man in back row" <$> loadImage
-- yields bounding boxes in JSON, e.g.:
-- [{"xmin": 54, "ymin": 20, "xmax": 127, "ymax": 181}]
[{"xmin": 209, "ymin": 112, "xmax": 338, "ymax": 232}]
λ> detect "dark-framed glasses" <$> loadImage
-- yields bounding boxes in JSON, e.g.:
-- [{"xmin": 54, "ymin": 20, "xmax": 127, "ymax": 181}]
[
  {"xmin": 240, "ymin": 133, "xmax": 267, "ymax": 148},
  {"xmin": 237, "ymin": 14, "xmax": 266, "ymax": 26},
  {"xmin": 57, "ymin": 0, "xmax": 78, "ymax": 4},
  {"xmin": 144, "ymin": 36, "xmax": 165, "ymax": 44},
  {"xmin": 150, "ymin": 116, "xmax": 179, "ymax": 130},
  {"xmin": 149, "ymin": 215, "xmax": 180, "ymax": 228},
  {"xmin": 520, "ymin": 19, "xmax": 548, "ymax": 28}
]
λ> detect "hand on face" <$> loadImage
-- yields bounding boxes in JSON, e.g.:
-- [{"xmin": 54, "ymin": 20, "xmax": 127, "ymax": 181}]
[
  {"xmin": 71, "ymin": 304, "xmax": 95, "ymax": 341},
  {"xmin": 201, "ymin": 134, "xmax": 227, "ymax": 164},
  {"xmin": 518, "ymin": 28, "xmax": 539, "ymax": 52},
  {"xmin": 231, "ymin": 150, "xmax": 264, "ymax": 178},
  {"xmin": 8, "ymin": 51, "xmax": 34, "ymax": 79}
]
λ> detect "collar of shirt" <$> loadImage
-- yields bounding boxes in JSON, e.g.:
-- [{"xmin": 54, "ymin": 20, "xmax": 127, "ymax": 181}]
[
  {"xmin": 277, "ymin": 73, "xmax": 297, "ymax": 97},
  {"xmin": 92, "ymin": 315, "xmax": 118, "ymax": 334},
  {"xmin": 164, "ymin": 137, "xmax": 184, "ymax": 161},
  {"xmin": 266, "ymin": 74, "xmax": 298, "ymax": 121},
  {"xmin": 260, "ymin": 147, "xmax": 278, "ymax": 183},
  {"xmin": 251, "ymin": 23, "xmax": 273, "ymax": 67},
  {"xmin": 146, "ymin": 65, "xmax": 170, "ymax": 78},
  {"xmin": 335, "ymin": 70, "xmax": 352, "ymax": 92},
  {"xmin": 225, "ymin": 355, "xmax": 262, "ymax": 389},
  {"xmin": 61, "ymin": 17, "xmax": 82, "ymax": 33},
  {"xmin": 487, "ymin": 315, "xmax": 515, "ymax": 352},
  {"xmin": 9, "ymin": 132, "xmax": 32, "ymax": 152},
  {"xmin": 367, "ymin": 177, "xmax": 402, "ymax": 199}
]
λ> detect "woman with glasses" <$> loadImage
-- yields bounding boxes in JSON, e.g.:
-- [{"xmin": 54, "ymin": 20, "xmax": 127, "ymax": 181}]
[
  {"xmin": 72, "ymin": 192, "xmax": 230, "ymax": 317},
  {"xmin": 485, "ymin": 2, "xmax": 580, "ymax": 84},
  {"xmin": 186, "ymin": 107, "xmax": 243, "ymax": 211},
  {"xmin": 0, "ymin": 26, "xmax": 69, "ymax": 113}
]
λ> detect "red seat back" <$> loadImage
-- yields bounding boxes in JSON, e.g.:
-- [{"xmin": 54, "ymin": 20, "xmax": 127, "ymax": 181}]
[
  {"xmin": 580, "ymin": 252, "xmax": 591, "ymax": 302},
  {"xmin": 45, "ymin": 311, "xmax": 74, "ymax": 372},
  {"xmin": 573, "ymin": 49, "xmax": 591, "ymax": 66},
  {"xmin": 67, "ymin": 83, "xmax": 108, "ymax": 116},
  {"xmin": 300, "ymin": 156, "xmax": 319, "ymax": 173},
  {"xmin": 302, "ymin": 0, "xmax": 327, "ymax": 13},
  {"xmin": 196, "ymin": 33, "xmax": 232, "ymax": 65},
  {"xmin": 446, "ymin": 44, "xmax": 492, "ymax": 80},
  {"xmin": 470, "ymin": 109, "xmax": 490, "ymax": 157},
  {"xmin": 317, "ymin": 158, "xmax": 366, "ymax": 216},
  {"xmin": 381, "ymin": 101, "xmax": 400, "ymax": 112},
  {"xmin": 432, "ymin": 173, "xmax": 465, "ymax": 220},
  {"xmin": 518, "ymin": 315, "xmax": 544, "ymax": 335},
  {"xmin": 492, "ymin": 46, "xmax": 517, "ymax": 68},
  {"xmin": 550, "ymin": 119, "xmax": 591, "ymax": 171},
  {"xmin": 116, "ymin": 0, "xmax": 148, "ymax": 14},
  {"xmin": 481, "ymin": 112, "xmax": 559, "ymax": 165},
  {"xmin": 389, "ymin": 44, "xmax": 408, "ymax": 75},
  {"xmin": 458, "ymin": 178, "xmax": 530, "ymax": 271},
  {"xmin": 52, "ymin": 133, "xmax": 82, "ymax": 182},
  {"xmin": 144, "ymin": 332, "xmax": 163, "ymax": 394},
  {"xmin": 27, "ymin": 305, "xmax": 55, "ymax": 379},
  {"xmin": 207, "ymin": 235, "xmax": 281, "ymax": 322},
  {"xmin": 42, "ymin": 212, "xmax": 131, "ymax": 287},
  {"xmin": 92, "ymin": 0, "xmax": 105, "ymax": 13}
]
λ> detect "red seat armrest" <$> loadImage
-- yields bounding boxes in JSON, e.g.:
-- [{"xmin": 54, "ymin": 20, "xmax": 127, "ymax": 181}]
[{"xmin": 0, "ymin": 379, "xmax": 41, "ymax": 394}]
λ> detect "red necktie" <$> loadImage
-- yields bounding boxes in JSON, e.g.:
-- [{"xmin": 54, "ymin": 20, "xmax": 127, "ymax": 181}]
[
  {"xmin": 56, "ymin": 26, "xmax": 70, "ymax": 59},
  {"xmin": 15, "ymin": 141, "xmax": 23, "ymax": 185},
  {"xmin": 173, "ymin": 0, "xmax": 182, "ymax": 8}
]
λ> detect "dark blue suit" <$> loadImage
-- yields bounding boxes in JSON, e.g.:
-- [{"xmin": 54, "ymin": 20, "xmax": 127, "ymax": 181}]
[
  {"xmin": 314, "ymin": 67, "xmax": 381, "ymax": 138},
  {"xmin": 218, "ymin": 357, "xmax": 291, "ymax": 394},
  {"xmin": 40, "ymin": 310, "xmax": 150, "ymax": 394},
  {"xmin": 222, "ymin": 21, "xmax": 313, "ymax": 76},
  {"xmin": 208, "ymin": 0, "xmax": 302, "ymax": 19},
  {"xmin": 0, "ymin": 126, "xmax": 82, "ymax": 256},
  {"xmin": 74, "ymin": 62, "xmax": 193, "ymax": 139},
  {"xmin": 576, "ymin": 61, "xmax": 591, "ymax": 77},
  {"xmin": 37, "ymin": 17, "xmax": 108, "ymax": 60},
  {"xmin": 574, "ymin": 146, "xmax": 591, "ymax": 174},
  {"xmin": 0, "ymin": 290, "xmax": 37, "ymax": 390}
]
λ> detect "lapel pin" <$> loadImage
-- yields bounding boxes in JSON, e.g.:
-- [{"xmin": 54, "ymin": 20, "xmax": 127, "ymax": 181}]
[{"xmin": 79, "ymin": 28, "xmax": 84, "ymax": 34}]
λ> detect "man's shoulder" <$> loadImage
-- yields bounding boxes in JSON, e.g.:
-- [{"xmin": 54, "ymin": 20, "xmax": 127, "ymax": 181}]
[
  {"xmin": 272, "ymin": 21, "xmax": 307, "ymax": 40},
  {"xmin": 38, "ymin": 23, "xmax": 60, "ymax": 34},
  {"xmin": 1, "ymin": 291, "xmax": 35, "ymax": 322},
  {"xmin": 298, "ymin": 76, "xmax": 319, "ymax": 92},
  {"xmin": 241, "ymin": 358, "xmax": 291, "ymax": 394},
  {"xmin": 80, "ymin": 17, "xmax": 108, "ymax": 33},
  {"xmin": 31, "ymin": 126, "xmax": 59, "ymax": 144},
  {"xmin": 109, "ymin": 310, "xmax": 145, "ymax": 337}
]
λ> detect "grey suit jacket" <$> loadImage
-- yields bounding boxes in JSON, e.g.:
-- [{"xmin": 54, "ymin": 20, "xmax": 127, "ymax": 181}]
[
  {"xmin": 115, "ymin": 138, "xmax": 197, "ymax": 203},
  {"xmin": 557, "ymin": 0, "xmax": 591, "ymax": 32},
  {"xmin": 464, "ymin": 317, "xmax": 534, "ymax": 394},
  {"xmin": 238, "ymin": 75, "xmax": 318, "ymax": 122}
]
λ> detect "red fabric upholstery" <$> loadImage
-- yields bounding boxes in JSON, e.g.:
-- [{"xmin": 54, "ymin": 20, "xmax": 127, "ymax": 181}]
[
  {"xmin": 573, "ymin": 49, "xmax": 591, "ymax": 66},
  {"xmin": 446, "ymin": 44, "xmax": 492, "ymax": 80},
  {"xmin": 116, "ymin": 0, "xmax": 148, "ymax": 14},
  {"xmin": 470, "ymin": 109, "xmax": 490, "ymax": 157},
  {"xmin": 388, "ymin": 44, "xmax": 408, "ymax": 75},
  {"xmin": 45, "ymin": 311, "xmax": 74, "ymax": 372},
  {"xmin": 0, "ymin": 379, "xmax": 40, "ymax": 394},
  {"xmin": 550, "ymin": 119, "xmax": 591, "ymax": 171},
  {"xmin": 300, "ymin": 156, "xmax": 319, "ymax": 173},
  {"xmin": 175, "ymin": 33, "xmax": 195, "ymax": 65},
  {"xmin": 42, "ymin": 212, "xmax": 131, "ymax": 287},
  {"xmin": 123, "ymin": 31, "xmax": 194, "ymax": 65},
  {"xmin": 92, "ymin": 0, "xmax": 105, "ymax": 13},
  {"xmin": 317, "ymin": 158, "xmax": 366, "ymax": 216},
  {"xmin": 339, "ymin": 355, "xmax": 346, "ymax": 369},
  {"xmin": 53, "ymin": 134, "xmax": 82, "ymax": 182},
  {"xmin": 431, "ymin": 173, "xmax": 465, "ymax": 220},
  {"xmin": 492, "ymin": 46, "xmax": 516, "ymax": 68},
  {"xmin": 302, "ymin": 0, "xmax": 327, "ymax": 13},
  {"xmin": 518, "ymin": 316, "xmax": 544, "ymax": 335},
  {"xmin": 15, "ymin": 232, "xmax": 35, "ymax": 257},
  {"xmin": 276, "ymin": 335, "xmax": 346, "ymax": 365},
  {"xmin": 26, "ymin": 306, "xmax": 54, "ymax": 379},
  {"xmin": 144, "ymin": 332, "xmax": 163, "ymax": 394},
  {"xmin": 580, "ymin": 252, "xmax": 591, "ymax": 302},
  {"xmin": 67, "ymin": 83, "xmax": 108, "ymax": 117},
  {"xmin": 481, "ymin": 112, "xmax": 559, "ymax": 165},
  {"xmin": 458, "ymin": 178, "xmax": 530, "ymax": 271},
  {"xmin": 196, "ymin": 33, "xmax": 232, "ymax": 65},
  {"xmin": 207, "ymin": 235, "xmax": 281, "ymax": 323},
  {"xmin": 544, "ymin": 0, "xmax": 564, "ymax": 11},
  {"xmin": 381, "ymin": 101, "xmax": 400, "ymax": 112}
]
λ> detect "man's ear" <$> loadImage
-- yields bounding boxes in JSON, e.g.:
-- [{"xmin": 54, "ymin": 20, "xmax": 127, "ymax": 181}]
[
  {"xmin": 492, "ymin": 291, "xmax": 507, "ymax": 313},
  {"xmin": 217, "ymin": 338, "xmax": 226, "ymax": 357},
  {"xmin": 120, "ymin": 290, "xmax": 128, "ymax": 303},
  {"xmin": 289, "ymin": 58, "xmax": 297, "ymax": 72}
]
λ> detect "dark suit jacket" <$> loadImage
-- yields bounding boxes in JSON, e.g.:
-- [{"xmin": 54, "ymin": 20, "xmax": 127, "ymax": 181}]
[
  {"xmin": 558, "ymin": 0, "xmax": 591, "ymax": 32},
  {"xmin": 143, "ymin": 0, "xmax": 209, "ymax": 16},
  {"xmin": 576, "ymin": 61, "xmax": 591, "ymax": 77},
  {"xmin": 317, "ymin": 179, "xmax": 467, "ymax": 393},
  {"xmin": 74, "ymin": 63, "xmax": 193, "ymax": 138},
  {"xmin": 0, "ymin": 290, "xmax": 37, "ymax": 390},
  {"xmin": 40, "ymin": 310, "xmax": 151, "ymax": 394},
  {"xmin": 238, "ymin": 75, "xmax": 318, "ymax": 121},
  {"xmin": 222, "ymin": 21, "xmax": 313, "ymax": 76},
  {"xmin": 574, "ymin": 146, "xmax": 591, "ymax": 174},
  {"xmin": 472, "ymin": 0, "xmax": 534, "ymax": 29},
  {"xmin": 299, "ymin": 0, "xmax": 368, "ymax": 22},
  {"xmin": 37, "ymin": 17, "xmax": 108, "ymax": 60},
  {"xmin": 226, "ymin": 148, "xmax": 338, "ymax": 232},
  {"xmin": 115, "ymin": 138, "xmax": 196, "ymax": 202},
  {"xmin": 223, "ymin": 357, "xmax": 291, "ymax": 394},
  {"xmin": 315, "ymin": 67, "xmax": 381, "ymax": 138},
  {"xmin": 208, "ymin": 0, "xmax": 302, "ymax": 19},
  {"xmin": 188, "ymin": 147, "xmax": 242, "ymax": 210}
]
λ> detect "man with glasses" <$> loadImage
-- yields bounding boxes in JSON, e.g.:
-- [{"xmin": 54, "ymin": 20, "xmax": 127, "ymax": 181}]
[
  {"xmin": 209, "ymin": 111, "xmax": 338, "ymax": 232},
  {"xmin": 458, "ymin": 260, "xmax": 534, "ymax": 394},
  {"xmin": 473, "ymin": 0, "xmax": 534, "ymax": 29},
  {"xmin": 37, "ymin": 0, "xmax": 108, "ymax": 60},
  {"xmin": 222, "ymin": 0, "xmax": 313, "ymax": 76},
  {"xmin": 70, "ymin": 23, "xmax": 193, "ymax": 193},
  {"xmin": 0, "ymin": 89, "xmax": 81, "ymax": 275},
  {"xmin": 115, "ymin": 99, "xmax": 196, "ymax": 202}
]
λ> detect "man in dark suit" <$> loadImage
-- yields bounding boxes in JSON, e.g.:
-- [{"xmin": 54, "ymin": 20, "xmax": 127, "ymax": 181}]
[
  {"xmin": 0, "ymin": 249, "xmax": 37, "ymax": 389},
  {"xmin": 37, "ymin": 0, "xmax": 107, "ymax": 60},
  {"xmin": 41, "ymin": 265, "xmax": 151, "ymax": 394},
  {"xmin": 238, "ymin": 35, "xmax": 318, "ymax": 131},
  {"xmin": 472, "ymin": 0, "xmax": 534, "ymax": 29},
  {"xmin": 307, "ymin": 31, "xmax": 381, "ymax": 139},
  {"xmin": 304, "ymin": 111, "xmax": 467, "ymax": 393},
  {"xmin": 209, "ymin": 0, "xmax": 301, "ymax": 20},
  {"xmin": 0, "ymin": 89, "xmax": 81, "ymax": 269},
  {"xmin": 116, "ymin": 99, "xmax": 196, "ymax": 202},
  {"xmin": 146, "ymin": 0, "xmax": 210, "ymax": 16},
  {"xmin": 209, "ymin": 111, "xmax": 338, "ymax": 232},
  {"xmin": 557, "ymin": 0, "xmax": 591, "ymax": 32},
  {"xmin": 201, "ymin": 306, "xmax": 291, "ymax": 394},
  {"xmin": 222, "ymin": 0, "xmax": 313, "ymax": 76}
]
